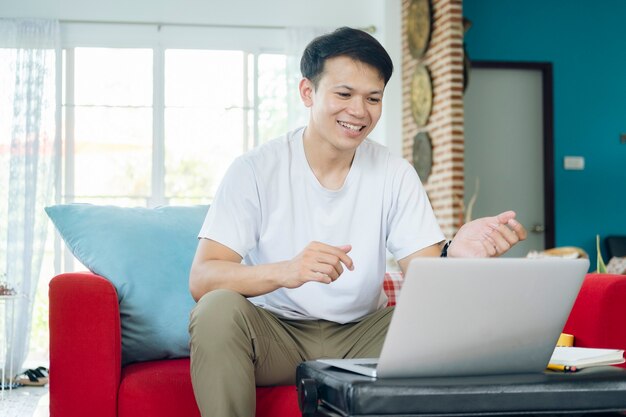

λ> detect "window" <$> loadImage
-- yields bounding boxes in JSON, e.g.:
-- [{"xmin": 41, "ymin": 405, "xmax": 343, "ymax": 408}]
[
  {"xmin": 62, "ymin": 47, "xmax": 287, "ymax": 208},
  {"xmin": 164, "ymin": 49, "xmax": 245, "ymax": 205},
  {"xmin": 65, "ymin": 47, "xmax": 154, "ymax": 206},
  {"xmin": 57, "ymin": 23, "xmax": 289, "ymax": 271}
]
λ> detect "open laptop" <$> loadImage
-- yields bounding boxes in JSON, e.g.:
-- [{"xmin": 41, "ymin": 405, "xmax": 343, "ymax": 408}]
[{"xmin": 318, "ymin": 257, "xmax": 589, "ymax": 378}]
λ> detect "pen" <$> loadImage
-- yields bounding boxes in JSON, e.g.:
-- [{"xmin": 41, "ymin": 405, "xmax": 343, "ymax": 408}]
[{"xmin": 547, "ymin": 363, "xmax": 578, "ymax": 372}]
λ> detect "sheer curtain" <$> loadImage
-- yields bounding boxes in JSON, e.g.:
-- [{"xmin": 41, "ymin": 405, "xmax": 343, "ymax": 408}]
[
  {"xmin": 0, "ymin": 18, "xmax": 59, "ymax": 372},
  {"xmin": 285, "ymin": 26, "xmax": 332, "ymax": 131}
]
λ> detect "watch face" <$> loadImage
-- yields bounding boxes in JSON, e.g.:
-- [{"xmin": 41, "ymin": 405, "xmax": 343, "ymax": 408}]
[
  {"xmin": 412, "ymin": 131, "xmax": 433, "ymax": 182},
  {"xmin": 407, "ymin": 0, "xmax": 432, "ymax": 59},
  {"xmin": 410, "ymin": 65, "xmax": 433, "ymax": 127}
]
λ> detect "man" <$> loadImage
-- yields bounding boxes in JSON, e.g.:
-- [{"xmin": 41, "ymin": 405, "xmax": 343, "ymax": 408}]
[{"xmin": 188, "ymin": 27, "xmax": 527, "ymax": 417}]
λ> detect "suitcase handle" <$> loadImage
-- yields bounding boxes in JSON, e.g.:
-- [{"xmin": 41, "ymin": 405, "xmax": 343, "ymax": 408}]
[{"xmin": 298, "ymin": 378, "xmax": 319, "ymax": 416}]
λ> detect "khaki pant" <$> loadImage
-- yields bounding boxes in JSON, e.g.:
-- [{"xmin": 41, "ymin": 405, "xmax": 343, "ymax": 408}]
[{"xmin": 189, "ymin": 289, "xmax": 394, "ymax": 417}]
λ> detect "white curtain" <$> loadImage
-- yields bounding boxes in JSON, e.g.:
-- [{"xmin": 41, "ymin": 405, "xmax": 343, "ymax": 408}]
[
  {"xmin": 285, "ymin": 26, "xmax": 333, "ymax": 131},
  {"xmin": 0, "ymin": 18, "xmax": 59, "ymax": 372}
]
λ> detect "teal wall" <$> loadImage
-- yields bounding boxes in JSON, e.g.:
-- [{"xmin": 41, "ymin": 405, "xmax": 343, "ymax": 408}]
[{"xmin": 463, "ymin": 0, "xmax": 626, "ymax": 262}]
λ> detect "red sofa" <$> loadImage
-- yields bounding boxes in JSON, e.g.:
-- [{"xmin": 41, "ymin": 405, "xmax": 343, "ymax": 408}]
[{"xmin": 49, "ymin": 272, "xmax": 626, "ymax": 417}]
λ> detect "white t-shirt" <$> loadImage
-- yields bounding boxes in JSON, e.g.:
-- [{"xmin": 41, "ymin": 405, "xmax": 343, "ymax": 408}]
[{"xmin": 199, "ymin": 127, "xmax": 444, "ymax": 323}]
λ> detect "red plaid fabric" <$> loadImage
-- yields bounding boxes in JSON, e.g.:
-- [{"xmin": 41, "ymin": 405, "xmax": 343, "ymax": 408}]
[{"xmin": 383, "ymin": 271, "xmax": 404, "ymax": 306}]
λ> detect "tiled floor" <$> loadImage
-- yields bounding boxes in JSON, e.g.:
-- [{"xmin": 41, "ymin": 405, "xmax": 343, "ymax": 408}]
[{"xmin": 0, "ymin": 385, "xmax": 48, "ymax": 417}]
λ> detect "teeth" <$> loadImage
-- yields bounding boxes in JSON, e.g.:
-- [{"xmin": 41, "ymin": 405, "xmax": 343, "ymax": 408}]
[{"xmin": 338, "ymin": 121, "xmax": 363, "ymax": 131}]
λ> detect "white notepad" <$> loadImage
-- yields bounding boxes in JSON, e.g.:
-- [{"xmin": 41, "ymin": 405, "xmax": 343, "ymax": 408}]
[{"xmin": 550, "ymin": 347, "xmax": 625, "ymax": 368}]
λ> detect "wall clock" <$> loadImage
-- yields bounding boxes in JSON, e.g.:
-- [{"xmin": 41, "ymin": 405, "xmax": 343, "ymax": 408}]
[
  {"xmin": 410, "ymin": 64, "xmax": 433, "ymax": 126},
  {"xmin": 412, "ymin": 131, "xmax": 433, "ymax": 182},
  {"xmin": 407, "ymin": 0, "xmax": 432, "ymax": 59}
]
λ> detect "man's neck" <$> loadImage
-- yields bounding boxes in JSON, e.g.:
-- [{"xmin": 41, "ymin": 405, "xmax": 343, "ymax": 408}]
[{"xmin": 302, "ymin": 129, "xmax": 356, "ymax": 190}]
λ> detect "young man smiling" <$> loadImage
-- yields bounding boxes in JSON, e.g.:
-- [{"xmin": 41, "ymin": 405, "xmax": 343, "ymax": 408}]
[{"xmin": 188, "ymin": 27, "xmax": 527, "ymax": 417}]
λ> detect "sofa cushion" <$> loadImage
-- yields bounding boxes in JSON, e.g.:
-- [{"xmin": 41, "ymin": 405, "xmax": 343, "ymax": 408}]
[
  {"xmin": 118, "ymin": 359, "xmax": 200, "ymax": 417},
  {"xmin": 607, "ymin": 257, "xmax": 626, "ymax": 275},
  {"xmin": 118, "ymin": 359, "xmax": 300, "ymax": 417},
  {"xmin": 383, "ymin": 271, "xmax": 404, "ymax": 306},
  {"xmin": 45, "ymin": 204, "xmax": 208, "ymax": 364}
]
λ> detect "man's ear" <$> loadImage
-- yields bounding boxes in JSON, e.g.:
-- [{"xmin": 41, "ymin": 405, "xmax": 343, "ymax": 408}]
[{"xmin": 299, "ymin": 78, "xmax": 315, "ymax": 108}]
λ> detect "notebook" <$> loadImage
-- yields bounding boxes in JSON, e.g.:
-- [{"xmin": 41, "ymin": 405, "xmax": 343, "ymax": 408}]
[
  {"xmin": 318, "ymin": 257, "xmax": 590, "ymax": 378},
  {"xmin": 550, "ymin": 347, "xmax": 625, "ymax": 369}
]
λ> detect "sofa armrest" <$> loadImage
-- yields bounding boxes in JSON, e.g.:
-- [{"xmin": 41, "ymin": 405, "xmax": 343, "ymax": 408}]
[
  {"xmin": 564, "ymin": 273, "xmax": 626, "ymax": 366},
  {"xmin": 49, "ymin": 272, "xmax": 122, "ymax": 417}
]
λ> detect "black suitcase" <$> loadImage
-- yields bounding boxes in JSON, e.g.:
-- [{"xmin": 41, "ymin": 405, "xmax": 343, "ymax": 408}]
[{"xmin": 296, "ymin": 361, "xmax": 626, "ymax": 416}]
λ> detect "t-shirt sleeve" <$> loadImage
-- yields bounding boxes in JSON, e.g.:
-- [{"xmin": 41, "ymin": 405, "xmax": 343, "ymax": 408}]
[
  {"xmin": 198, "ymin": 157, "xmax": 260, "ymax": 258},
  {"xmin": 386, "ymin": 159, "xmax": 445, "ymax": 260}
]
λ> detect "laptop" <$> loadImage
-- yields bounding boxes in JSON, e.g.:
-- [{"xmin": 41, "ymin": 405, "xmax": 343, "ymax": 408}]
[{"xmin": 318, "ymin": 257, "xmax": 589, "ymax": 378}]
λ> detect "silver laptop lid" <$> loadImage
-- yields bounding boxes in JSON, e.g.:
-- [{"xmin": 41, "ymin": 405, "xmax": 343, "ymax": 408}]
[{"xmin": 377, "ymin": 257, "xmax": 589, "ymax": 378}]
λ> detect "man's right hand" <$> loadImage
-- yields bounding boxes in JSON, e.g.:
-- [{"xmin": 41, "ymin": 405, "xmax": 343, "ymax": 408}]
[
  {"xmin": 189, "ymin": 239, "xmax": 354, "ymax": 301},
  {"xmin": 280, "ymin": 242, "xmax": 354, "ymax": 288}
]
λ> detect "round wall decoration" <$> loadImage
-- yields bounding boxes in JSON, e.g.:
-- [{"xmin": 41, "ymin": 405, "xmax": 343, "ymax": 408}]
[
  {"xmin": 463, "ymin": 17, "xmax": 473, "ymax": 93},
  {"xmin": 410, "ymin": 64, "xmax": 433, "ymax": 126},
  {"xmin": 407, "ymin": 0, "xmax": 432, "ymax": 59},
  {"xmin": 412, "ymin": 131, "xmax": 433, "ymax": 182}
]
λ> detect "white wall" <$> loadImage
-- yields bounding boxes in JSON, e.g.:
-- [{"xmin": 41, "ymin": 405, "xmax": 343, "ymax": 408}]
[
  {"xmin": 1, "ymin": 0, "xmax": 403, "ymax": 155},
  {"xmin": 1, "ymin": 0, "xmax": 380, "ymax": 27}
]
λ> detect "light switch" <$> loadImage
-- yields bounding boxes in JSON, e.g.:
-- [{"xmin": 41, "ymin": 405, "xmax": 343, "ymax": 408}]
[{"xmin": 564, "ymin": 156, "xmax": 585, "ymax": 170}]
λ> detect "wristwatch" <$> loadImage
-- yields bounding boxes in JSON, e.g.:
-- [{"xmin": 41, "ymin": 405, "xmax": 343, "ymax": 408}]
[{"xmin": 440, "ymin": 240, "xmax": 451, "ymax": 258}]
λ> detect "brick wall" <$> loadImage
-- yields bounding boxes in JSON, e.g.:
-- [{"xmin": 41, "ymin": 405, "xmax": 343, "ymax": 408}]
[{"xmin": 402, "ymin": 0, "xmax": 465, "ymax": 238}]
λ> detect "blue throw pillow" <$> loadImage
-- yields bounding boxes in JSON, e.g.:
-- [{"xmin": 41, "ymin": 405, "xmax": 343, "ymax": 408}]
[{"xmin": 45, "ymin": 204, "xmax": 209, "ymax": 365}]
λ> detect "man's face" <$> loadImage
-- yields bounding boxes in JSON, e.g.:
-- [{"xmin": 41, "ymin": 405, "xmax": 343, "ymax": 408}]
[{"xmin": 301, "ymin": 56, "xmax": 385, "ymax": 153}]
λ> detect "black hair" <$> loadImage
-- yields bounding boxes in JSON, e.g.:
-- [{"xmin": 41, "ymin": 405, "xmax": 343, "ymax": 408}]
[{"xmin": 300, "ymin": 27, "xmax": 394, "ymax": 88}]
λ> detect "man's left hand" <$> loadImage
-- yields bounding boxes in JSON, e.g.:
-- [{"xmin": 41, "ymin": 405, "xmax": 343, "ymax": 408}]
[{"xmin": 447, "ymin": 210, "xmax": 527, "ymax": 258}]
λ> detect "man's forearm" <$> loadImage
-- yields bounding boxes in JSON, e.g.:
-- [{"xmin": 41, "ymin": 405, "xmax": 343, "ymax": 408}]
[
  {"xmin": 189, "ymin": 260, "xmax": 287, "ymax": 301},
  {"xmin": 397, "ymin": 242, "xmax": 442, "ymax": 274}
]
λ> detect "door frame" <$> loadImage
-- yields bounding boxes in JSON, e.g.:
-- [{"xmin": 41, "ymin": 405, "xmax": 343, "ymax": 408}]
[{"xmin": 469, "ymin": 61, "xmax": 555, "ymax": 249}]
